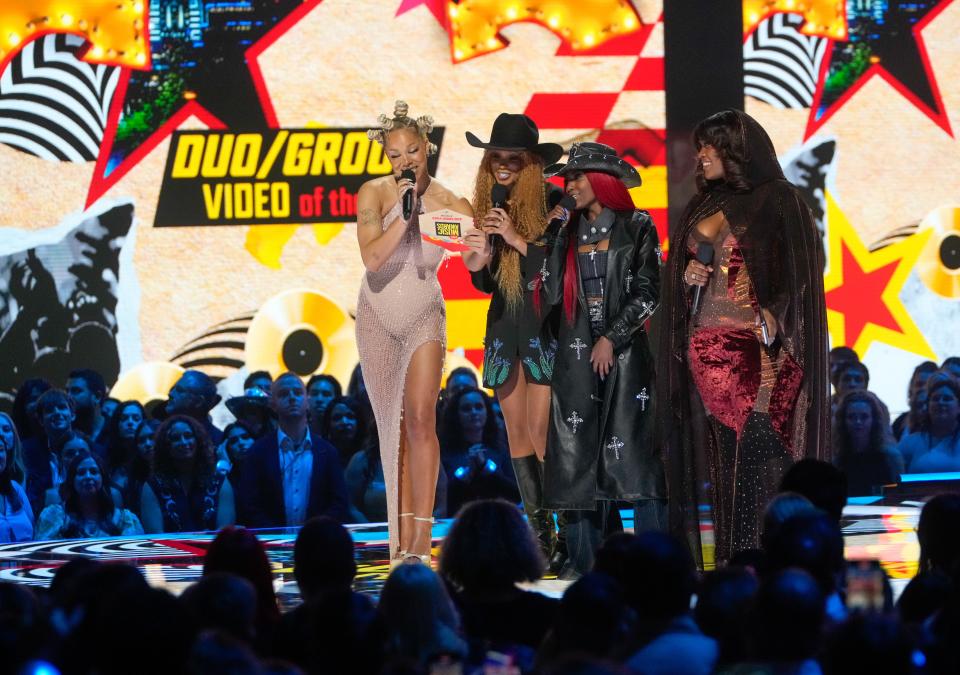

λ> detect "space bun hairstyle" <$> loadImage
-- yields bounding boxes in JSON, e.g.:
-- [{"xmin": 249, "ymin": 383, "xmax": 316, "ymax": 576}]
[{"xmin": 367, "ymin": 100, "xmax": 438, "ymax": 156}]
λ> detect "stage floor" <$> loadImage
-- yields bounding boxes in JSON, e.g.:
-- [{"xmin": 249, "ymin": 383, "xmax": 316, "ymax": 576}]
[{"xmin": 0, "ymin": 502, "xmax": 922, "ymax": 608}]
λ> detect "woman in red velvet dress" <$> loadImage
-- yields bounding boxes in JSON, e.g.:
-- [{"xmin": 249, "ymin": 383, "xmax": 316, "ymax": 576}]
[{"xmin": 660, "ymin": 110, "xmax": 828, "ymax": 567}]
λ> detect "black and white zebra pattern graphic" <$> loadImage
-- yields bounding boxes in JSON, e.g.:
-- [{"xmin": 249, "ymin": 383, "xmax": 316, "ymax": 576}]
[
  {"xmin": 744, "ymin": 13, "xmax": 828, "ymax": 109},
  {"xmin": 0, "ymin": 33, "xmax": 120, "ymax": 162}
]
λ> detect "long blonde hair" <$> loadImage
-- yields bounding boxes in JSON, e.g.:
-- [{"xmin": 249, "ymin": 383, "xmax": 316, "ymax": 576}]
[{"xmin": 471, "ymin": 151, "xmax": 549, "ymax": 311}]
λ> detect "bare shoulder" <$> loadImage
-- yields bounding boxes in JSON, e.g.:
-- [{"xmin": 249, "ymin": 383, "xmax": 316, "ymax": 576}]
[
  {"xmin": 428, "ymin": 178, "xmax": 473, "ymax": 216},
  {"xmin": 357, "ymin": 176, "xmax": 394, "ymax": 225},
  {"xmin": 359, "ymin": 175, "xmax": 395, "ymax": 201}
]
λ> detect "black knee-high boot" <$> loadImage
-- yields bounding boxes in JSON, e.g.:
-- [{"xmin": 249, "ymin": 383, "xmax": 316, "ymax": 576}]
[
  {"xmin": 512, "ymin": 455, "xmax": 557, "ymax": 558},
  {"xmin": 549, "ymin": 509, "xmax": 568, "ymax": 574}
]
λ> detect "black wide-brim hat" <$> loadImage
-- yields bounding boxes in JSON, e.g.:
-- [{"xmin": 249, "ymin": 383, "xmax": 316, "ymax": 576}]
[
  {"xmin": 545, "ymin": 142, "xmax": 642, "ymax": 189},
  {"xmin": 465, "ymin": 113, "xmax": 564, "ymax": 165},
  {"xmin": 225, "ymin": 388, "xmax": 276, "ymax": 419}
]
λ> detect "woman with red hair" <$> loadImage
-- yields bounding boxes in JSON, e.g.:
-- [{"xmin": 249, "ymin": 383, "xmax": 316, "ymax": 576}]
[{"xmin": 538, "ymin": 142, "xmax": 666, "ymax": 579}]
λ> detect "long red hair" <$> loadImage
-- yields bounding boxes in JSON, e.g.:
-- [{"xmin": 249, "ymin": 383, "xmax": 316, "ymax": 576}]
[{"xmin": 559, "ymin": 172, "xmax": 635, "ymax": 324}]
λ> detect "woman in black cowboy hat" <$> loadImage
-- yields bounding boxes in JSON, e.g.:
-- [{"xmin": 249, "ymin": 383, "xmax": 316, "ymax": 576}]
[
  {"xmin": 461, "ymin": 113, "xmax": 566, "ymax": 566},
  {"xmin": 536, "ymin": 142, "xmax": 667, "ymax": 579}
]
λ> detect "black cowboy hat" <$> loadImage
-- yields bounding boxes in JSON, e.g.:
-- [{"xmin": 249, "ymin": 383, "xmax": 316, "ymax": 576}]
[
  {"xmin": 545, "ymin": 142, "xmax": 642, "ymax": 188},
  {"xmin": 225, "ymin": 387, "xmax": 276, "ymax": 419},
  {"xmin": 465, "ymin": 113, "xmax": 564, "ymax": 165}
]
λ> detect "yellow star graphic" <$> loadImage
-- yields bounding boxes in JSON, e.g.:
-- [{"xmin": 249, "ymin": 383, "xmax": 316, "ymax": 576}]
[
  {"xmin": 244, "ymin": 223, "xmax": 344, "ymax": 269},
  {"xmin": 742, "ymin": 0, "xmax": 848, "ymax": 40},
  {"xmin": 243, "ymin": 120, "xmax": 356, "ymax": 268},
  {"xmin": 823, "ymin": 192, "xmax": 936, "ymax": 360},
  {"xmin": 0, "ymin": 0, "xmax": 149, "ymax": 70}
]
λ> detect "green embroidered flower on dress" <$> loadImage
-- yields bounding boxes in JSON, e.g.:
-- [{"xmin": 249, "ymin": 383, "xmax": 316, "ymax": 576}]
[
  {"xmin": 483, "ymin": 338, "xmax": 510, "ymax": 387},
  {"xmin": 527, "ymin": 337, "xmax": 557, "ymax": 382}
]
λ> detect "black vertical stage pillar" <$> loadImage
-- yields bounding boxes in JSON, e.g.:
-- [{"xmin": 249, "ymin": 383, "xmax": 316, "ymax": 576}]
[{"xmin": 663, "ymin": 0, "xmax": 745, "ymax": 231}]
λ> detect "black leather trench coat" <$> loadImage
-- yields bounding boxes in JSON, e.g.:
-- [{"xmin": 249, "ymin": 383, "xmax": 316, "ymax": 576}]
[{"xmin": 539, "ymin": 209, "xmax": 666, "ymax": 509}]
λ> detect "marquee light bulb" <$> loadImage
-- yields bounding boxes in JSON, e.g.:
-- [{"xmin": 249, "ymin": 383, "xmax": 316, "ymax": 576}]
[
  {"xmin": 448, "ymin": 0, "xmax": 642, "ymax": 63},
  {"xmin": 0, "ymin": 0, "xmax": 151, "ymax": 71}
]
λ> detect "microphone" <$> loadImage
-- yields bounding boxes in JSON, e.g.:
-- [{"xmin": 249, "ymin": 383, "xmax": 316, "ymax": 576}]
[
  {"xmin": 691, "ymin": 241, "xmax": 714, "ymax": 315},
  {"xmin": 399, "ymin": 169, "xmax": 416, "ymax": 221},
  {"xmin": 489, "ymin": 184, "xmax": 510, "ymax": 247},
  {"xmin": 549, "ymin": 194, "xmax": 576, "ymax": 229},
  {"xmin": 491, "ymin": 183, "xmax": 509, "ymax": 209}
]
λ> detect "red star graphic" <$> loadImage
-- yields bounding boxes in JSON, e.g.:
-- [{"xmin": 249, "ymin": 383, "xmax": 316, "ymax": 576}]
[
  {"xmin": 396, "ymin": 0, "xmax": 447, "ymax": 26},
  {"xmin": 824, "ymin": 242, "xmax": 900, "ymax": 348},
  {"xmin": 86, "ymin": 0, "xmax": 323, "ymax": 207}
]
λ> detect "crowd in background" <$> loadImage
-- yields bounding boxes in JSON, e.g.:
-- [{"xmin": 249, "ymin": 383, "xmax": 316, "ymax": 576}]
[
  {"xmin": 3, "ymin": 488, "xmax": 960, "ymax": 674},
  {"xmin": 0, "ymin": 364, "xmax": 521, "ymax": 544},
  {"xmin": 1, "ymin": 356, "xmax": 960, "ymax": 672},
  {"xmin": 3, "ymin": 348, "xmax": 959, "ymax": 544}
]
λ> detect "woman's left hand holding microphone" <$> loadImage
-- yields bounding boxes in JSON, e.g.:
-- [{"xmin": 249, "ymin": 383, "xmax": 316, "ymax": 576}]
[{"xmin": 482, "ymin": 208, "xmax": 522, "ymax": 249}]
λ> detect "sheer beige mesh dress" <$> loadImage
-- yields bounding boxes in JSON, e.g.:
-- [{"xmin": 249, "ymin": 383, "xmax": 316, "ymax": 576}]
[{"xmin": 356, "ymin": 200, "xmax": 446, "ymax": 558}]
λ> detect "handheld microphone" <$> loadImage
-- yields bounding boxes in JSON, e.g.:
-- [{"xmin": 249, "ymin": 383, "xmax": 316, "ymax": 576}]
[
  {"xmin": 549, "ymin": 194, "xmax": 576, "ymax": 228},
  {"xmin": 399, "ymin": 169, "xmax": 416, "ymax": 221},
  {"xmin": 691, "ymin": 241, "xmax": 714, "ymax": 315},
  {"xmin": 489, "ymin": 184, "xmax": 510, "ymax": 247},
  {"xmin": 491, "ymin": 183, "xmax": 509, "ymax": 209}
]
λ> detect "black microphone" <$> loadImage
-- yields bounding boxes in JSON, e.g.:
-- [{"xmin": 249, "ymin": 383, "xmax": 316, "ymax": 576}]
[
  {"xmin": 691, "ymin": 241, "xmax": 714, "ymax": 315},
  {"xmin": 491, "ymin": 183, "xmax": 509, "ymax": 209},
  {"xmin": 549, "ymin": 194, "xmax": 576, "ymax": 229},
  {"xmin": 489, "ymin": 184, "xmax": 510, "ymax": 247},
  {"xmin": 400, "ymin": 169, "xmax": 416, "ymax": 221}
]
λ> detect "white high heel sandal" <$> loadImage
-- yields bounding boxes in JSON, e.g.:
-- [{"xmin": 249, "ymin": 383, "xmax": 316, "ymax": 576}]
[
  {"xmin": 390, "ymin": 513, "xmax": 417, "ymax": 568},
  {"xmin": 402, "ymin": 516, "xmax": 434, "ymax": 564}
]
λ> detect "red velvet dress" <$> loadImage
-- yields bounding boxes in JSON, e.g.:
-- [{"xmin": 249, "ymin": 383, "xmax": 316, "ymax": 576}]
[{"xmin": 686, "ymin": 224, "xmax": 803, "ymax": 562}]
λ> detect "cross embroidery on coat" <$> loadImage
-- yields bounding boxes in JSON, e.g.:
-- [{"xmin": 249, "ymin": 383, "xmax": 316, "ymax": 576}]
[
  {"xmin": 569, "ymin": 338, "xmax": 588, "ymax": 360},
  {"xmin": 636, "ymin": 388, "xmax": 649, "ymax": 411},
  {"xmin": 606, "ymin": 436, "xmax": 624, "ymax": 460}
]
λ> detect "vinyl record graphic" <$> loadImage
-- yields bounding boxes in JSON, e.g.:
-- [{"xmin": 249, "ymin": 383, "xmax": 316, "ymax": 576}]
[
  {"xmin": 245, "ymin": 289, "xmax": 358, "ymax": 386},
  {"xmin": 110, "ymin": 362, "xmax": 186, "ymax": 409},
  {"xmin": 917, "ymin": 205, "xmax": 960, "ymax": 300}
]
